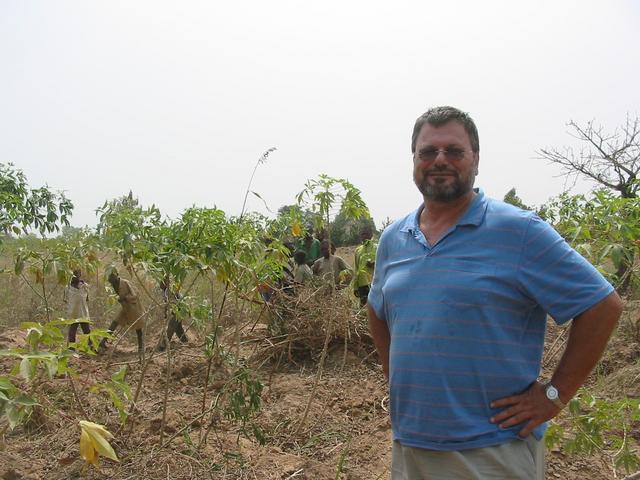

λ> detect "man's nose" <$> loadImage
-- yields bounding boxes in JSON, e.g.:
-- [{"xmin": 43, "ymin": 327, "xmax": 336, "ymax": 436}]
[{"xmin": 432, "ymin": 150, "xmax": 449, "ymax": 166}]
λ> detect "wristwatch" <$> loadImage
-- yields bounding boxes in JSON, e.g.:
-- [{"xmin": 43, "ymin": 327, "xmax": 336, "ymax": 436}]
[{"xmin": 544, "ymin": 382, "xmax": 566, "ymax": 410}]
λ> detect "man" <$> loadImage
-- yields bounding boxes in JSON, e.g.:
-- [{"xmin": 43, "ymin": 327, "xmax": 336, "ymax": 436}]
[
  {"xmin": 64, "ymin": 269, "xmax": 91, "ymax": 343},
  {"xmin": 99, "ymin": 270, "xmax": 145, "ymax": 361},
  {"xmin": 312, "ymin": 239, "xmax": 351, "ymax": 286},
  {"xmin": 367, "ymin": 106, "xmax": 623, "ymax": 479},
  {"xmin": 293, "ymin": 250, "xmax": 314, "ymax": 285},
  {"xmin": 352, "ymin": 225, "xmax": 377, "ymax": 307}
]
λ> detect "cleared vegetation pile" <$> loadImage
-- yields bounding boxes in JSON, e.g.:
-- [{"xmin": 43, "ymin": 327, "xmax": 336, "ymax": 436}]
[{"xmin": 255, "ymin": 284, "xmax": 371, "ymax": 365}]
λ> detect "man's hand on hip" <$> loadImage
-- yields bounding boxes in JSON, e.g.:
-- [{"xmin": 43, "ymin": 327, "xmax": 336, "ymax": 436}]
[{"xmin": 489, "ymin": 381, "xmax": 560, "ymax": 438}]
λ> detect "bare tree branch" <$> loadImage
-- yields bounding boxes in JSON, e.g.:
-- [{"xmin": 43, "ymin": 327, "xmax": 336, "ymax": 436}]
[{"xmin": 537, "ymin": 114, "xmax": 640, "ymax": 198}]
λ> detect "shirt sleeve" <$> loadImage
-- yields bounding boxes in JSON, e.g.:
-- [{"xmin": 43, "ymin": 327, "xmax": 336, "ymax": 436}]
[{"xmin": 517, "ymin": 215, "xmax": 614, "ymax": 324}]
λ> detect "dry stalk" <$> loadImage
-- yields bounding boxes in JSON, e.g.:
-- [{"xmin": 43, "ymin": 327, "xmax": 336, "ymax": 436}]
[
  {"xmin": 622, "ymin": 471, "xmax": 640, "ymax": 480},
  {"xmin": 198, "ymin": 273, "xmax": 227, "ymax": 446},
  {"xmin": 158, "ymin": 328, "xmax": 171, "ymax": 444},
  {"xmin": 67, "ymin": 373, "xmax": 88, "ymax": 419},
  {"xmin": 543, "ymin": 324, "xmax": 570, "ymax": 367},
  {"xmin": 294, "ymin": 310, "xmax": 333, "ymax": 435},
  {"xmin": 20, "ymin": 272, "xmax": 45, "ymax": 302},
  {"xmin": 199, "ymin": 393, "xmax": 224, "ymax": 448}
]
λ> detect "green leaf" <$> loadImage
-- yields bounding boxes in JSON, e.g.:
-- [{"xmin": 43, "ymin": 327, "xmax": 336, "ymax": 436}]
[
  {"xmin": 45, "ymin": 358, "xmax": 58, "ymax": 378},
  {"xmin": 0, "ymin": 377, "xmax": 16, "ymax": 390},
  {"xmin": 12, "ymin": 394, "xmax": 38, "ymax": 406},
  {"xmin": 111, "ymin": 366, "xmax": 127, "ymax": 384},
  {"xmin": 0, "ymin": 350, "xmax": 27, "ymax": 358},
  {"xmin": 610, "ymin": 244, "xmax": 626, "ymax": 269},
  {"xmin": 19, "ymin": 357, "xmax": 33, "ymax": 381},
  {"xmin": 5, "ymin": 404, "xmax": 22, "ymax": 430}
]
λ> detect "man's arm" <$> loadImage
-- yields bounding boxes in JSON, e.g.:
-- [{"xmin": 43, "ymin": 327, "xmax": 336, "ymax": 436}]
[
  {"xmin": 490, "ymin": 291, "xmax": 624, "ymax": 437},
  {"xmin": 367, "ymin": 304, "xmax": 391, "ymax": 381}
]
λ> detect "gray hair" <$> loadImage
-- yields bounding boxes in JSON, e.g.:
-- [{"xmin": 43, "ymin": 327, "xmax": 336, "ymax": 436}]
[{"xmin": 411, "ymin": 106, "xmax": 480, "ymax": 154}]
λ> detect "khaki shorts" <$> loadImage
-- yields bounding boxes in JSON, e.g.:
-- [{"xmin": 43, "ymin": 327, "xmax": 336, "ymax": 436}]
[{"xmin": 392, "ymin": 436, "xmax": 544, "ymax": 480}]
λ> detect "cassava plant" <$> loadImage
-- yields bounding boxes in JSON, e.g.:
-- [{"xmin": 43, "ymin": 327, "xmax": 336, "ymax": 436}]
[
  {"xmin": 541, "ymin": 188, "xmax": 640, "ymax": 290},
  {"xmin": 0, "ymin": 319, "xmax": 113, "ymax": 437},
  {"xmin": 0, "ymin": 162, "xmax": 73, "ymax": 244},
  {"xmin": 296, "ymin": 174, "xmax": 370, "ymax": 246},
  {"xmin": 545, "ymin": 389, "xmax": 640, "ymax": 476}
]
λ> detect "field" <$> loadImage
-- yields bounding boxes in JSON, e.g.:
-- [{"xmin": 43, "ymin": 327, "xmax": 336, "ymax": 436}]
[{"xmin": 1, "ymin": 245, "xmax": 639, "ymax": 480}]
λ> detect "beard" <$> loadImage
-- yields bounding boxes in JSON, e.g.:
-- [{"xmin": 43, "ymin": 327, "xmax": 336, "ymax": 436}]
[{"xmin": 413, "ymin": 165, "xmax": 476, "ymax": 202}]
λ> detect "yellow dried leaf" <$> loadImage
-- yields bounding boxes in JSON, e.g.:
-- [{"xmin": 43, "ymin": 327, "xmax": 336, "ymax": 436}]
[
  {"xmin": 90, "ymin": 430, "xmax": 118, "ymax": 461},
  {"xmin": 292, "ymin": 223, "xmax": 302, "ymax": 237},
  {"xmin": 83, "ymin": 421, "xmax": 114, "ymax": 440},
  {"xmin": 79, "ymin": 421, "xmax": 119, "ymax": 466},
  {"xmin": 80, "ymin": 429, "xmax": 97, "ymax": 465}
]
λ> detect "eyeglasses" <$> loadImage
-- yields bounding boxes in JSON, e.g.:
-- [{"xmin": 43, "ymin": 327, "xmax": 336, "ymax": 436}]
[{"xmin": 416, "ymin": 147, "xmax": 467, "ymax": 162}]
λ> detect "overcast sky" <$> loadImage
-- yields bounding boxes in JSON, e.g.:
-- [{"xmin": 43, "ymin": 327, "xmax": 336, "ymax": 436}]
[{"xmin": 1, "ymin": 1, "xmax": 638, "ymax": 229}]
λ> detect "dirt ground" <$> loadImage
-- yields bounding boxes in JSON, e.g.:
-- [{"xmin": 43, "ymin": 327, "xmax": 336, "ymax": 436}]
[
  {"xmin": 1, "ymin": 273, "xmax": 640, "ymax": 479},
  {"xmin": 0, "ymin": 321, "xmax": 392, "ymax": 480}
]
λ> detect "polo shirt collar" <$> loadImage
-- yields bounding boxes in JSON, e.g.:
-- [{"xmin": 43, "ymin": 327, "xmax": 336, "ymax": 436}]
[{"xmin": 399, "ymin": 188, "xmax": 488, "ymax": 234}]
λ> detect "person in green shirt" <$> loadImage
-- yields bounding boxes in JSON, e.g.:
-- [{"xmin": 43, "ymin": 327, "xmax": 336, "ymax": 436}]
[
  {"xmin": 353, "ymin": 225, "xmax": 377, "ymax": 307},
  {"xmin": 297, "ymin": 228, "xmax": 321, "ymax": 266}
]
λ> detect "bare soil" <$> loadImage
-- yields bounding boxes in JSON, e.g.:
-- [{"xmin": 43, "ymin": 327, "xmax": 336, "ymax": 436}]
[{"xmin": 1, "ymin": 267, "xmax": 639, "ymax": 479}]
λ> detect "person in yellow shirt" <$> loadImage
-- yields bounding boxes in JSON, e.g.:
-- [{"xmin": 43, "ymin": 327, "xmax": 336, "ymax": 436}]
[
  {"xmin": 99, "ymin": 270, "xmax": 145, "ymax": 361},
  {"xmin": 353, "ymin": 226, "xmax": 377, "ymax": 307}
]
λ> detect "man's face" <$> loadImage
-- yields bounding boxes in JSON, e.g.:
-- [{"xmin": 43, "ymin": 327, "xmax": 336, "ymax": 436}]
[
  {"xmin": 412, "ymin": 121, "xmax": 479, "ymax": 202},
  {"xmin": 360, "ymin": 228, "xmax": 372, "ymax": 243}
]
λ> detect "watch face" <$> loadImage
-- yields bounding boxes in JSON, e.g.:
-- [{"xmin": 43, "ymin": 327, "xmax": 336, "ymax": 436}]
[{"xmin": 546, "ymin": 385, "xmax": 559, "ymax": 400}]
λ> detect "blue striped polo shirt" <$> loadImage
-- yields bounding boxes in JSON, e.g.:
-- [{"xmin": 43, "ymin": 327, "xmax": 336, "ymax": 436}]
[{"xmin": 368, "ymin": 189, "xmax": 613, "ymax": 451}]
